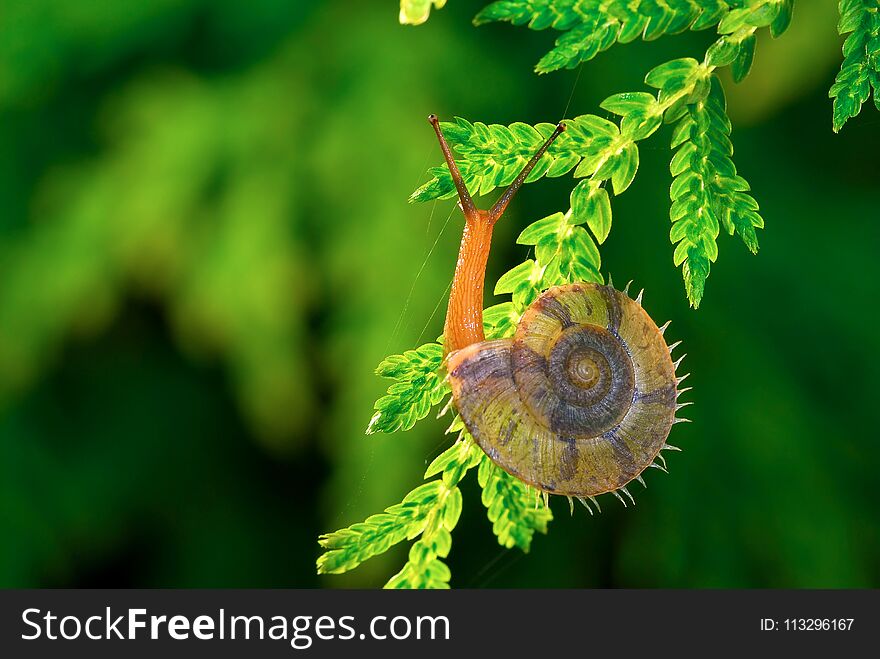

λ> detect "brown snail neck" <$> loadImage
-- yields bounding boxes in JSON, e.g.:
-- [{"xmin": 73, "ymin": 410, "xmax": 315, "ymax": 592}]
[{"xmin": 427, "ymin": 114, "xmax": 565, "ymax": 355}]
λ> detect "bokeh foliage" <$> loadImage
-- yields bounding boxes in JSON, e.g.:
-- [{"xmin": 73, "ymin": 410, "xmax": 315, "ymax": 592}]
[{"xmin": 0, "ymin": 0, "xmax": 878, "ymax": 587}]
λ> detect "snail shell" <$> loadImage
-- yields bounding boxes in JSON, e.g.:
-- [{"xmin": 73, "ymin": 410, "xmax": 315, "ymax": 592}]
[{"xmin": 446, "ymin": 282, "xmax": 682, "ymax": 498}]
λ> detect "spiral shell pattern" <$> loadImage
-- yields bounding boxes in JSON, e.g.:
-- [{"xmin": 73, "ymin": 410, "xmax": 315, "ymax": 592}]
[{"xmin": 446, "ymin": 282, "xmax": 682, "ymax": 499}]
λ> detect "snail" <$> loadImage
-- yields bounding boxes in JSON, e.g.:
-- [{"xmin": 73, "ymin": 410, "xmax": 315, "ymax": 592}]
[{"xmin": 428, "ymin": 114, "xmax": 690, "ymax": 510}]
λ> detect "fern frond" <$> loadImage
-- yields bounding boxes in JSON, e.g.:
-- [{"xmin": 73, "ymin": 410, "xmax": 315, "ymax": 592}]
[
  {"xmin": 475, "ymin": 1, "xmax": 795, "ymax": 75},
  {"xmin": 669, "ymin": 76, "xmax": 763, "ymax": 307},
  {"xmin": 483, "ymin": 301, "xmax": 523, "ymax": 339},
  {"xmin": 830, "ymin": 0, "xmax": 880, "ymax": 132},
  {"xmin": 317, "ymin": 481, "xmax": 445, "ymax": 575},
  {"xmin": 496, "ymin": 209, "xmax": 603, "ymax": 312},
  {"xmin": 424, "ymin": 424, "xmax": 486, "ymax": 485},
  {"xmin": 400, "ymin": 0, "xmax": 447, "ymax": 26},
  {"xmin": 318, "ymin": 435, "xmax": 482, "ymax": 587},
  {"xmin": 474, "ymin": 0, "xmax": 732, "ymax": 74},
  {"xmin": 410, "ymin": 116, "xmax": 616, "ymax": 202},
  {"xmin": 366, "ymin": 342, "xmax": 449, "ymax": 434},
  {"xmin": 478, "ymin": 456, "xmax": 552, "ymax": 551},
  {"xmin": 385, "ymin": 540, "xmax": 453, "ymax": 588}
]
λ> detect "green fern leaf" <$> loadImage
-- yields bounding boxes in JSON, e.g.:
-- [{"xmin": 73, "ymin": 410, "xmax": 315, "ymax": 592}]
[
  {"xmin": 384, "ymin": 508, "xmax": 456, "ymax": 588},
  {"xmin": 770, "ymin": 0, "xmax": 795, "ymax": 38},
  {"xmin": 478, "ymin": 456, "xmax": 552, "ymax": 551},
  {"xmin": 669, "ymin": 76, "xmax": 763, "ymax": 308},
  {"xmin": 424, "ymin": 429, "xmax": 485, "ymax": 485},
  {"xmin": 317, "ymin": 481, "xmax": 444, "ymax": 575},
  {"xmin": 830, "ymin": 0, "xmax": 880, "ymax": 132},
  {"xmin": 495, "ymin": 209, "xmax": 603, "ymax": 312},
  {"xmin": 386, "ymin": 552, "xmax": 453, "ymax": 588},
  {"xmin": 474, "ymin": 0, "xmax": 733, "ymax": 74},
  {"xmin": 410, "ymin": 116, "xmax": 611, "ymax": 203},
  {"xmin": 494, "ymin": 257, "xmax": 544, "ymax": 310},
  {"xmin": 382, "ymin": 436, "xmax": 482, "ymax": 588},
  {"xmin": 400, "ymin": 0, "xmax": 447, "ymax": 26},
  {"xmin": 366, "ymin": 342, "xmax": 449, "ymax": 434},
  {"xmin": 483, "ymin": 301, "xmax": 522, "ymax": 339},
  {"xmin": 571, "ymin": 179, "xmax": 612, "ymax": 244},
  {"xmin": 319, "ymin": 436, "xmax": 482, "ymax": 587}
]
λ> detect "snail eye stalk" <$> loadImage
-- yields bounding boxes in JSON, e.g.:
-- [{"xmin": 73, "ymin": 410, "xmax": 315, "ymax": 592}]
[
  {"xmin": 427, "ymin": 114, "xmax": 566, "ymax": 224},
  {"xmin": 489, "ymin": 122, "xmax": 565, "ymax": 222},
  {"xmin": 428, "ymin": 114, "xmax": 479, "ymax": 221}
]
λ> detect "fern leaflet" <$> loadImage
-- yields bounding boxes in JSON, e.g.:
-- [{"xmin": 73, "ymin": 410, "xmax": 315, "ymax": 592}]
[
  {"xmin": 400, "ymin": 0, "xmax": 448, "ymax": 25},
  {"xmin": 472, "ymin": 1, "xmax": 799, "ymax": 74},
  {"xmin": 478, "ymin": 456, "xmax": 553, "ymax": 551},
  {"xmin": 366, "ymin": 342, "xmax": 449, "ymax": 434},
  {"xmin": 830, "ymin": 0, "xmax": 880, "ymax": 132},
  {"xmin": 669, "ymin": 76, "xmax": 763, "ymax": 307}
]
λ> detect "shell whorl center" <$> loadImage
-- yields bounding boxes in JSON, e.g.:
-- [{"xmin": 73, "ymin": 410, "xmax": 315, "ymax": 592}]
[{"xmin": 516, "ymin": 323, "xmax": 635, "ymax": 438}]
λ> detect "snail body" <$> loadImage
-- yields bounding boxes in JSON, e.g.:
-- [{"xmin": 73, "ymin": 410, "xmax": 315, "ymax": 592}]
[
  {"xmin": 447, "ymin": 281, "xmax": 682, "ymax": 498},
  {"xmin": 426, "ymin": 114, "xmax": 687, "ymax": 504}
]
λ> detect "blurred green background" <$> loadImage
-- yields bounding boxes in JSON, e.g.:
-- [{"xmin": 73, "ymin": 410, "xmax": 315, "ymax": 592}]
[{"xmin": 0, "ymin": 1, "xmax": 877, "ymax": 588}]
